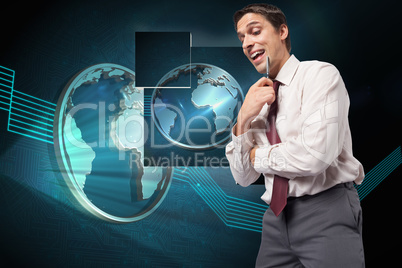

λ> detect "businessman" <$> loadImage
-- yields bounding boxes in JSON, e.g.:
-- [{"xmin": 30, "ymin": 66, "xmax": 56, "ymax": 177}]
[{"xmin": 226, "ymin": 4, "xmax": 365, "ymax": 267}]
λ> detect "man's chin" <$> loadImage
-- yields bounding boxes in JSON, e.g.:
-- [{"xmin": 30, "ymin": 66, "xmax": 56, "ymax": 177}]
[
  {"xmin": 248, "ymin": 60, "xmax": 265, "ymax": 74},
  {"xmin": 252, "ymin": 63, "xmax": 265, "ymax": 74},
  {"xmin": 256, "ymin": 67, "xmax": 266, "ymax": 74}
]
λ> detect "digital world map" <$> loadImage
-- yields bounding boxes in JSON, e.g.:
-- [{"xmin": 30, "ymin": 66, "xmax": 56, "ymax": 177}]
[{"xmin": 152, "ymin": 63, "xmax": 244, "ymax": 149}]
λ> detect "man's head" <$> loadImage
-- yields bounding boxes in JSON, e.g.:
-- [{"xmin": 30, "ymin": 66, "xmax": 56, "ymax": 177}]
[{"xmin": 234, "ymin": 4, "xmax": 291, "ymax": 76}]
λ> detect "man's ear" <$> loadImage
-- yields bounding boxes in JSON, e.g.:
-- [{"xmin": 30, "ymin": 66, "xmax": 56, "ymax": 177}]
[{"xmin": 279, "ymin": 24, "xmax": 289, "ymax": 41}]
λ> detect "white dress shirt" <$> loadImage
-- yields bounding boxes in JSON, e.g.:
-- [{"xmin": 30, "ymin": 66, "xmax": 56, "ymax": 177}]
[{"xmin": 225, "ymin": 55, "xmax": 364, "ymax": 204}]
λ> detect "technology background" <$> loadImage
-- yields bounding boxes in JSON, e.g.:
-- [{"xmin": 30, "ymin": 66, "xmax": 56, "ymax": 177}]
[{"xmin": 0, "ymin": 0, "xmax": 401, "ymax": 267}]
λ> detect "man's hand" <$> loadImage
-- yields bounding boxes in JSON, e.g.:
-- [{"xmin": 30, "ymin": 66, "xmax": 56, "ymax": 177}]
[
  {"xmin": 250, "ymin": 145, "xmax": 259, "ymax": 166},
  {"xmin": 235, "ymin": 77, "xmax": 276, "ymax": 136}
]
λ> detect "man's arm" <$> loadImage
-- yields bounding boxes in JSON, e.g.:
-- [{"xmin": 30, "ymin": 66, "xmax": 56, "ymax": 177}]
[
  {"xmin": 225, "ymin": 127, "xmax": 260, "ymax": 186},
  {"xmin": 252, "ymin": 63, "xmax": 349, "ymax": 179},
  {"xmin": 225, "ymin": 77, "xmax": 276, "ymax": 186}
]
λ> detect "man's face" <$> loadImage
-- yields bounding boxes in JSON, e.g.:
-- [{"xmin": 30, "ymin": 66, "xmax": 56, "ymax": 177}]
[{"xmin": 236, "ymin": 13, "xmax": 286, "ymax": 75}]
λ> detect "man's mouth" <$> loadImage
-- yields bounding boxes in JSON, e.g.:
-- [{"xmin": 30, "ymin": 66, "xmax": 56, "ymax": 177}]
[{"xmin": 250, "ymin": 50, "xmax": 265, "ymax": 62}]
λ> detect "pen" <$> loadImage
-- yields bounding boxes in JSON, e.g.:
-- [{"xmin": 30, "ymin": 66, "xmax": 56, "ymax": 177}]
[{"xmin": 266, "ymin": 56, "xmax": 269, "ymax": 78}]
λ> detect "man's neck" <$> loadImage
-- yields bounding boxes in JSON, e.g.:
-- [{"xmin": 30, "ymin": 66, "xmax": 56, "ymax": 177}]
[{"xmin": 270, "ymin": 52, "xmax": 291, "ymax": 79}]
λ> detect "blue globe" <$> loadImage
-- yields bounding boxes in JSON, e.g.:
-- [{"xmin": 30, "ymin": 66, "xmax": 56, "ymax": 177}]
[
  {"xmin": 151, "ymin": 63, "xmax": 244, "ymax": 149},
  {"xmin": 54, "ymin": 63, "xmax": 172, "ymax": 222}
]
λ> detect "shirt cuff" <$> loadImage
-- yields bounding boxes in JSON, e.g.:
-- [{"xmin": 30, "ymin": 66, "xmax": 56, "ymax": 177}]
[
  {"xmin": 253, "ymin": 144, "xmax": 296, "ymax": 179},
  {"xmin": 231, "ymin": 126, "xmax": 255, "ymax": 154},
  {"xmin": 253, "ymin": 146, "xmax": 272, "ymax": 174}
]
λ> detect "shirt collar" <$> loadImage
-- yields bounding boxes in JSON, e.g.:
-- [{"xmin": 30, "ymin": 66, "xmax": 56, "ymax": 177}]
[{"xmin": 274, "ymin": 54, "xmax": 300, "ymax": 86}]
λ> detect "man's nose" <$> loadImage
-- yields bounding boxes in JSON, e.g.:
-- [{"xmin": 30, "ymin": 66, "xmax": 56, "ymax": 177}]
[{"xmin": 242, "ymin": 35, "xmax": 253, "ymax": 50}]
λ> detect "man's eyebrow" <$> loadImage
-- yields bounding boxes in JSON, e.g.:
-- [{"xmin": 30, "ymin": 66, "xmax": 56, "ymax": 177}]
[
  {"xmin": 246, "ymin": 21, "xmax": 261, "ymax": 28},
  {"xmin": 237, "ymin": 21, "xmax": 262, "ymax": 37}
]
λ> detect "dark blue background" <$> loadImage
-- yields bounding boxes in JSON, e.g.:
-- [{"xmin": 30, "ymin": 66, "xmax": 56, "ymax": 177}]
[{"xmin": 0, "ymin": 0, "xmax": 401, "ymax": 266}]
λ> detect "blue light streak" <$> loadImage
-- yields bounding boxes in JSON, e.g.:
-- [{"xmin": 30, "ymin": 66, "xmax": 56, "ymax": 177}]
[
  {"xmin": 174, "ymin": 167, "xmax": 267, "ymax": 232},
  {"xmin": 1, "ymin": 65, "xmax": 54, "ymax": 144},
  {"xmin": 356, "ymin": 146, "xmax": 402, "ymax": 200}
]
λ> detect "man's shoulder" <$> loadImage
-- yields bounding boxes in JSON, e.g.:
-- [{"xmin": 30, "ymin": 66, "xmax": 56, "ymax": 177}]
[
  {"xmin": 297, "ymin": 59, "xmax": 340, "ymax": 78},
  {"xmin": 299, "ymin": 59, "xmax": 336, "ymax": 70}
]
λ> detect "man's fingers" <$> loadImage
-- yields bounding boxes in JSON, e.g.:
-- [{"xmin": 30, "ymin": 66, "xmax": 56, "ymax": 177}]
[
  {"xmin": 256, "ymin": 86, "xmax": 275, "ymax": 98},
  {"xmin": 255, "ymin": 77, "xmax": 273, "ymax": 87},
  {"xmin": 262, "ymin": 92, "xmax": 276, "ymax": 105},
  {"xmin": 255, "ymin": 90, "xmax": 275, "ymax": 105},
  {"xmin": 266, "ymin": 93, "xmax": 276, "ymax": 105},
  {"xmin": 239, "ymin": 78, "xmax": 276, "ymax": 122}
]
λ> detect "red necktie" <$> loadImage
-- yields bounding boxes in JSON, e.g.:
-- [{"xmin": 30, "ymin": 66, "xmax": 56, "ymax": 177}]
[{"xmin": 267, "ymin": 80, "xmax": 288, "ymax": 216}]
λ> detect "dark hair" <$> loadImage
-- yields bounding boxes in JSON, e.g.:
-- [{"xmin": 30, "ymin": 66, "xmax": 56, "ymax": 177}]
[{"xmin": 233, "ymin": 3, "xmax": 291, "ymax": 52}]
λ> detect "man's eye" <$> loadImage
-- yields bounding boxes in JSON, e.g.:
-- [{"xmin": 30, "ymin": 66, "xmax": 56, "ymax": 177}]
[{"xmin": 253, "ymin": 30, "xmax": 261, "ymax": 35}]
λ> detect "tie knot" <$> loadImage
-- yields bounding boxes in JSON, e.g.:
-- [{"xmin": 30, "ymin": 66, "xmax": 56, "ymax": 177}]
[
  {"xmin": 273, "ymin": 80, "xmax": 281, "ymax": 93},
  {"xmin": 268, "ymin": 80, "xmax": 281, "ymax": 118}
]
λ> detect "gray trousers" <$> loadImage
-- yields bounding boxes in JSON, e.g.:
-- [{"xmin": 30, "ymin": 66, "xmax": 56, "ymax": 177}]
[{"xmin": 256, "ymin": 182, "xmax": 365, "ymax": 268}]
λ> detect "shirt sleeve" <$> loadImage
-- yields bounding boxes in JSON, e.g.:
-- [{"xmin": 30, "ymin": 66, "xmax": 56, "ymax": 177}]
[
  {"xmin": 253, "ymin": 63, "xmax": 349, "ymax": 179},
  {"xmin": 225, "ymin": 125, "xmax": 261, "ymax": 186}
]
